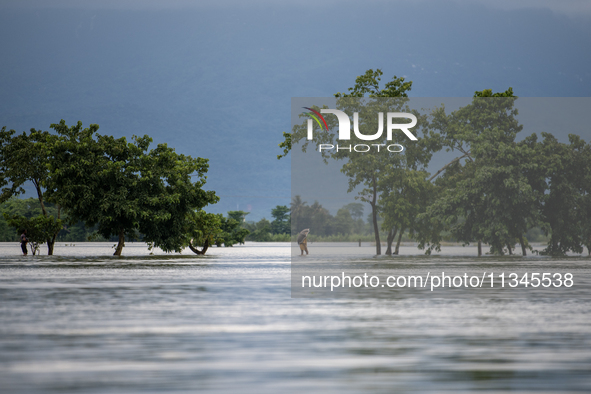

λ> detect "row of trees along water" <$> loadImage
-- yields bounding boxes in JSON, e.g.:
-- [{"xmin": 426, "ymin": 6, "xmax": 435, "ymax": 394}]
[
  {"xmin": 242, "ymin": 198, "xmax": 550, "ymax": 249},
  {"xmin": 279, "ymin": 69, "xmax": 591, "ymax": 256},
  {"xmin": 3, "ymin": 70, "xmax": 590, "ymax": 257},
  {"xmin": 0, "ymin": 122, "xmax": 248, "ymax": 256},
  {"xmin": 239, "ymin": 201, "xmax": 374, "ymax": 242}
]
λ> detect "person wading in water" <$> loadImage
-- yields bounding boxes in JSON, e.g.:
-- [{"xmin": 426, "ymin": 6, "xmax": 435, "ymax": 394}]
[
  {"xmin": 20, "ymin": 229, "xmax": 29, "ymax": 256},
  {"xmin": 297, "ymin": 229, "xmax": 309, "ymax": 256}
]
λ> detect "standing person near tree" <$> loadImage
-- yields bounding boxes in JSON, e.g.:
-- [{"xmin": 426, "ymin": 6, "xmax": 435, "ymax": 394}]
[
  {"xmin": 20, "ymin": 229, "xmax": 29, "ymax": 256},
  {"xmin": 297, "ymin": 229, "xmax": 309, "ymax": 256}
]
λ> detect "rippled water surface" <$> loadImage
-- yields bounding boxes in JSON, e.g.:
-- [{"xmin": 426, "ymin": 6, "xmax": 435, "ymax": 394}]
[{"xmin": 1, "ymin": 242, "xmax": 590, "ymax": 393}]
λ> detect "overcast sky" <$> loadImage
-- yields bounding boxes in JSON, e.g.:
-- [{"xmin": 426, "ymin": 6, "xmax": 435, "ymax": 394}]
[
  {"xmin": 2, "ymin": 0, "xmax": 589, "ymax": 217},
  {"xmin": 3, "ymin": 0, "xmax": 591, "ymax": 16}
]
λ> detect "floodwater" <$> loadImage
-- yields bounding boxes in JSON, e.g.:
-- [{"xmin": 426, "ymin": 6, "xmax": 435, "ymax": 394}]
[{"xmin": 1, "ymin": 242, "xmax": 590, "ymax": 393}]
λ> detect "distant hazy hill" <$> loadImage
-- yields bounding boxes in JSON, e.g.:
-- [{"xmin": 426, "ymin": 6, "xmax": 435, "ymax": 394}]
[{"xmin": 1, "ymin": 2, "xmax": 590, "ymax": 219}]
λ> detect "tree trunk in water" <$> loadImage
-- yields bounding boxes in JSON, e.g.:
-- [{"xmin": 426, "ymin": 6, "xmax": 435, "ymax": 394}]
[
  {"xmin": 519, "ymin": 235, "xmax": 527, "ymax": 256},
  {"xmin": 371, "ymin": 204, "xmax": 381, "ymax": 255},
  {"xmin": 113, "ymin": 229, "xmax": 125, "ymax": 256},
  {"xmin": 394, "ymin": 228, "xmax": 404, "ymax": 255},
  {"xmin": 385, "ymin": 228, "xmax": 398, "ymax": 256},
  {"xmin": 47, "ymin": 204, "xmax": 61, "ymax": 256},
  {"xmin": 35, "ymin": 182, "xmax": 56, "ymax": 256},
  {"xmin": 47, "ymin": 223, "xmax": 59, "ymax": 255},
  {"xmin": 188, "ymin": 239, "xmax": 209, "ymax": 255},
  {"xmin": 478, "ymin": 241, "xmax": 482, "ymax": 257},
  {"xmin": 370, "ymin": 177, "xmax": 381, "ymax": 255}
]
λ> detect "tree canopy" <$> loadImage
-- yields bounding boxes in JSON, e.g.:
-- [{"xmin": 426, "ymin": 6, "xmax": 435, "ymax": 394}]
[
  {"xmin": 280, "ymin": 70, "xmax": 591, "ymax": 256},
  {"xmin": 284, "ymin": 69, "xmax": 439, "ymax": 255},
  {"xmin": 45, "ymin": 120, "xmax": 219, "ymax": 255},
  {"xmin": 0, "ymin": 126, "xmax": 62, "ymax": 254},
  {"xmin": 420, "ymin": 91, "xmax": 591, "ymax": 256}
]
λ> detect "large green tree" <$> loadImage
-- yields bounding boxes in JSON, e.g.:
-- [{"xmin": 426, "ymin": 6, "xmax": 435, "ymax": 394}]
[
  {"xmin": 46, "ymin": 120, "xmax": 218, "ymax": 256},
  {"xmin": 420, "ymin": 90, "xmax": 542, "ymax": 256}
]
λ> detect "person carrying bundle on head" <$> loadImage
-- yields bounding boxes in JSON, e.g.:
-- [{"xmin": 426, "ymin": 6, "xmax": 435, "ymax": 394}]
[{"xmin": 297, "ymin": 228, "xmax": 309, "ymax": 255}]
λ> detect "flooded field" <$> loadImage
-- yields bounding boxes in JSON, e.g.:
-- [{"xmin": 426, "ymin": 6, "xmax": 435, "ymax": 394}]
[{"xmin": 1, "ymin": 242, "xmax": 590, "ymax": 393}]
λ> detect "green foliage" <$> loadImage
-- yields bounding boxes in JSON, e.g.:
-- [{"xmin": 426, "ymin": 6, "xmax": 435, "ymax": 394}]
[
  {"xmin": 227, "ymin": 210, "xmax": 249, "ymax": 223},
  {"xmin": 333, "ymin": 207, "xmax": 354, "ymax": 236},
  {"xmin": 420, "ymin": 90, "xmax": 591, "ymax": 256},
  {"xmin": 342, "ymin": 203, "xmax": 366, "ymax": 235},
  {"xmin": 289, "ymin": 196, "xmax": 372, "ymax": 238},
  {"xmin": 269, "ymin": 233, "xmax": 291, "ymax": 242},
  {"xmin": 343, "ymin": 202, "xmax": 364, "ymax": 219},
  {"xmin": 246, "ymin": 200, "xmax": 362, "ymax": 242},
  {"xmin": 287, "ymin": 69, "xmax": 441, "ymax": 255},
  {"xmin": 46, "ymin": 120, "xmax": 219, "ymax": 255},
  {"xmin": 185, "ymin": 210, "xmax": 222, "ymax": 254},
  {"xmin": 278, "ymin": 68, "xmax": 413, "ymax": 158},
  {"xmin": 218, "ymin": 214, "xmax": 249, "ymax": 246},
  {"xmin": 379, "ymin": 168, "xmax": 437, "ymax": 254},
  {"xmin": 334, "ymin": 69, "xmax": 413, "ymax": 98},
  {"xmin": 0, "ymin": 198, "xmax": 102, "ymax": 243},
  {"xmin": 185, "ymin": 210, "xmax": 249, "ymax": 254},
  {"xmin": 271, "ymin": 205, "xmax": 290, "ymax": 234},
  {"xmin": 277, "ymin": 132, "xmax": 291, "ymax": 160},
  {"xmin": 0, "ymin": 128, "xmax": 63, "ymax": 254},
  {"xmin": 0, "ymin": 126, "xmax": 55, "ymax": 203},
  {"xmin": 474, "ymin": 88, "xmax": 515, "ymax": 98},
  {"xmin": 531, "ymin": 133, "xmax": 591, "ymax": 255},
  {"xmin": 271, "ymin": 205, "xmax": 289, "ymax": 222},
  {"xmin": 4, "ymin": 213, "xmax": 63, "ymax": 255},
  {"xmin": 420, "ymin": 92, "xmax": 534, "ymax": 255},
  {"xmin": 301, "ymin": 71, "xmax": 411, "ymax": 255},
  {"xmin": 245, "ymin": 218, "xmax": 272, "ymax": 242},
  {"xmin": 1, "ymin": 198, "xmax": 58, "ymax": 241}
]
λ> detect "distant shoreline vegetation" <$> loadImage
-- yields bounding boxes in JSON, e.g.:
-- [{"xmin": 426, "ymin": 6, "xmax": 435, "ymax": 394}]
[{"xmin": 1, "ymin": 197, "xmax": 552, "ymax": 248}]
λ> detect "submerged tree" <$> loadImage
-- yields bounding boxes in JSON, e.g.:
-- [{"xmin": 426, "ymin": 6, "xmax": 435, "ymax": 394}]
[
  {"xmin": 3, "ymin": 214, "xmax": 62, "ymax": 255},
  {"xmin": 379, "ymin": 168, "xmax": 436, "ymax": 255},
  {"xmin": 418, "ymin": 89, "xmax": 581, "ymax": 256},
  {"xmin": 532, "ymin": 133, "xmax": 591, "ymax": 255},
  {"xmin": 185, "ymin": 210, "xmax": 221, "ymax": 255},
  {"xmin": 419, "ymin": 89, "xmax": 532, "ymax": 255},
  {"xmin": 46, "ymin": 120, "xmax": 218, "ymax": 256}
]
